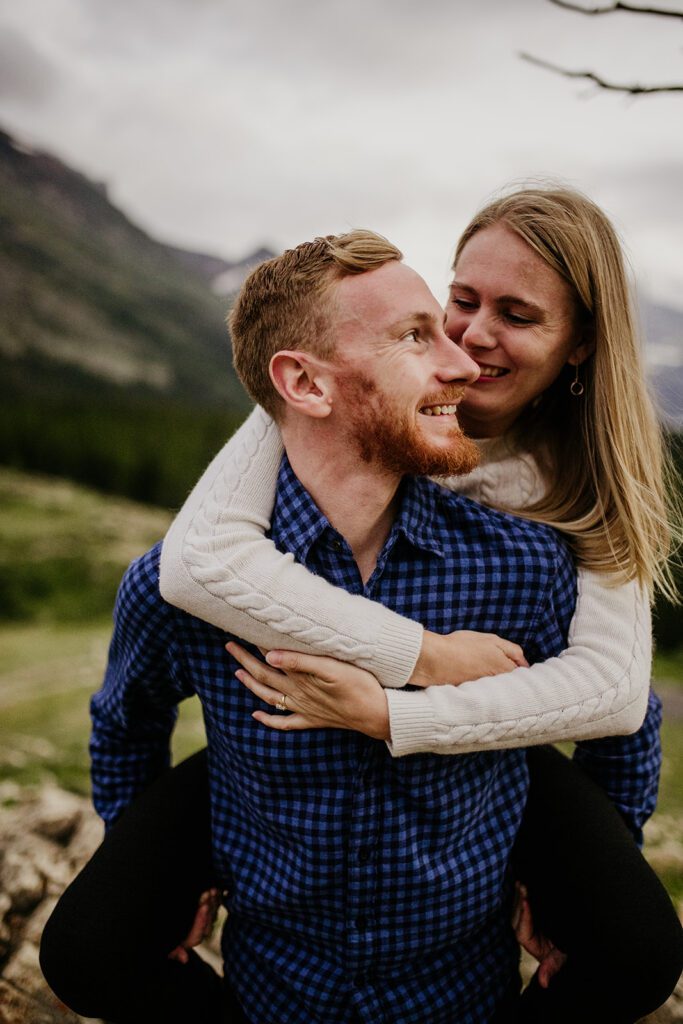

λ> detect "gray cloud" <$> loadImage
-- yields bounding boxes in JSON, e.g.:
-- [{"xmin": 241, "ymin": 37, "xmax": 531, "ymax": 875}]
[
  {"xmin": 0, "ymin": 0, "xmax": 681, "ymax": 309},
  {"xmin": 0, "ymin": 25, "xmax": 59, "ymax": 104}
]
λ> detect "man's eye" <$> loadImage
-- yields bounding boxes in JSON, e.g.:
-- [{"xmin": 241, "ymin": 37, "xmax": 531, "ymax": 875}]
[{"xmin": 403, "ymin": 330, "xmax": 420, "ymax": 343}]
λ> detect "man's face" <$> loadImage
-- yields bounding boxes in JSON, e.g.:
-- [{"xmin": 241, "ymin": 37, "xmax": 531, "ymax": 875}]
[{"xmin": 328, "ymin": 262, "xmax": 481, "ymax": 477}]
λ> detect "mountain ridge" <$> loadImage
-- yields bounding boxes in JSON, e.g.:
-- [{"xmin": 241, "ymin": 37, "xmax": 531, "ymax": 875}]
[{"xmin": 0, "ymin": 127, "xmax": 272, "ymax": 410}]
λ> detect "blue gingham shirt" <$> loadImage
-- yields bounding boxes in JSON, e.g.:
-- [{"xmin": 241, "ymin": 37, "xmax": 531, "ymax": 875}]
[{"xmin": 91, "ymin": 457, "xmax": 661, "ymax": 1024}]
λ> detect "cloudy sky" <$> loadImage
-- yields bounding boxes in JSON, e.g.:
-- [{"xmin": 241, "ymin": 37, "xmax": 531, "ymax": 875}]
[{"xmin": 1, "ymin": 0, "xmax": 682, "ymax": 309}]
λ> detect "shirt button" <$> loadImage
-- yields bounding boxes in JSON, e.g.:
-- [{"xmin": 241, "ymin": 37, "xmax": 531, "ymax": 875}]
[
  {"xmin": 355, "ymin": 916, "xmax": 367, "ymax": 930},
  {"xmin": 358, "ymin": 846, "xmax": 373, "ymax": 863}
]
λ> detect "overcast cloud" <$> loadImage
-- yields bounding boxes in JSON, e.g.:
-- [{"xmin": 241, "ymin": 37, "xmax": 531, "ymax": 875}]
[{"xmin": 1, "ymin": 0, "xmax": 682, "ymax": 307}]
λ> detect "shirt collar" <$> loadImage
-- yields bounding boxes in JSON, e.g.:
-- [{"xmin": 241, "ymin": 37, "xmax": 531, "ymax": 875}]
[{"xmin": 271, "ymin": 455, "xmax": 445, "ymax": 563}]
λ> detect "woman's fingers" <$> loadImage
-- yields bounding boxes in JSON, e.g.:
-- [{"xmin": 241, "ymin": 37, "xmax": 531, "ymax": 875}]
[
  {"xmin": 227, "ymin": 642, "xmax": 291, "ymax": 690},
  {"xmin": 252, "ymin": 710, "xmax": 316, "ymax": 731},
  {"xmin": 265, "ymin": 649, "xmax": 343, "ymax": 680},
  {"xmin": 502, "ymin": 640, "xmax": 528, "ymax": 668},
  {"xmin": 167, "ymin": 888, "xmax": 221, "ymax": 963},
  {"xmin": 235, "ymin": 669, "xmax": 292, "ymax": 710},
  {"xmin": 537, "ymin": 948, "xmax": 567, "ymax": 989}
]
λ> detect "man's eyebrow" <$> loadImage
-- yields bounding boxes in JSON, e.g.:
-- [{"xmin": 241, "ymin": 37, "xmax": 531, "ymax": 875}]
[{"xmin": 388, "ymin": 311, "xmax": 440, "ymax": 332}]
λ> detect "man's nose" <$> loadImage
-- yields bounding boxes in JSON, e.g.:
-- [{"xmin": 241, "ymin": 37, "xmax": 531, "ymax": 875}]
[{"xmin": 436, "ymin": 332, "xmax": 480, "ymax": 384}]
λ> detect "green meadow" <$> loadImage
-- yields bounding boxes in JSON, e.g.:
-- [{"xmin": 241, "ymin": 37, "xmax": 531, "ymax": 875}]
[{"xmin": 1, "ymin": 466, "xmax": 682, "ymax": 904}]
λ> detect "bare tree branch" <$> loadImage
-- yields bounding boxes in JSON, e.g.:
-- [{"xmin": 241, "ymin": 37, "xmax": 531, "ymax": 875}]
[
  {"xmin": 520, "ymin": 52, "xmax": 683, "ymax": 93},
  {"xmin": 547, "ymin": 0, "xmax": 683, "ymax": 19}
]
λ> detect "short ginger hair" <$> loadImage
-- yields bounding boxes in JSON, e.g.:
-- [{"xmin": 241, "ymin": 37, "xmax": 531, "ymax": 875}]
[{"xmin": 229, "ymin": 229, "xmax": 402, "ymax": 418}]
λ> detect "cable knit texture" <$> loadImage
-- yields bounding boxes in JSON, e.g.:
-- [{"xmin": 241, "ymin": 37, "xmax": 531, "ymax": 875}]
[{"xmin": 160, "ymin": 408, "xmax": 651, "ymax": 754}]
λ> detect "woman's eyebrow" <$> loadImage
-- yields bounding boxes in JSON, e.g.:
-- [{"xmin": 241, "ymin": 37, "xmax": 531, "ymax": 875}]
[
  {"xmin": 450, "ymin": 281, "xmax": 545, "ymax": 318},
  {"xmin": 449, "ymin": 281, "xmax": 476, "ymax": 295},
  {"xmin": 498, "ymin": 295, "xmax": 545, "ymax": 316}
]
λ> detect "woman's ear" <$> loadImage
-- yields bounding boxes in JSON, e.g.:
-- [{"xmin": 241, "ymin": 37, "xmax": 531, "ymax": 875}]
[
  {"xmin": 567, "ymin": 326, "xmax": 596, "ymax": 368},
  {"xmin": 269, "ymin": 350, "xmax": 334, "ymax": 419}
]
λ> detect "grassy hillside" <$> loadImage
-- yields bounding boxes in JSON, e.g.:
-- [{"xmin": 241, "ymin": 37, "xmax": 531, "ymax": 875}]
[
  {"xmin": 0, "ymin": 466, "xmax": 171, "ymax": 621},
  {"xmin": 0, "ymin": 468, "xmax": 203, "ymax": 791}
]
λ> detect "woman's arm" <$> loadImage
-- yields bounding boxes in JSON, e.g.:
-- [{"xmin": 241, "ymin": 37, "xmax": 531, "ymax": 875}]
[
  {"xmin": 385, "ymin": 570, "xmax": 651, "ymax": 755},
  {"xmin": 160, "ymin": 407, "xmax": 524, "ymax": 688},
  {"xmin": 229, "ymin": 571, "xmax": 651, "ymax": 756},
  {"xmin": 160, "ymin": 410, "xmax": 650, "ymax": 747}
]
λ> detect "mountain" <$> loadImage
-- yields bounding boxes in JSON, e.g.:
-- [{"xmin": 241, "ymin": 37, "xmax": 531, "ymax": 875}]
[
  {"xmin": 0, "ymin": 127, "xmax": 277, "ymax": 506},
  {"xmin": 0, "ymin": 128, "xmax": 274, "ymax": 410},
  {"xmin": 641, "ymin": 300, "xmax": 683, "ymax": 428}
]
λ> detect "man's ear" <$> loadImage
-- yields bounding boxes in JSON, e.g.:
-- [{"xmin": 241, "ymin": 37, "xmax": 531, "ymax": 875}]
[{"xmin": 269, "ymin": 350, "xmax": 334, "ymax": 419}]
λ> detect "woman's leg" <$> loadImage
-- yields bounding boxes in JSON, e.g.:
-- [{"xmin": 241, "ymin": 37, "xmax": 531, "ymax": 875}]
[
  {"xmin": 513, "ymin": 745, "xmax": 683, "ymax": 1024},
  {"xmin": 40, "ymin": 749, "xmax": 246, "ymax": 1024}
]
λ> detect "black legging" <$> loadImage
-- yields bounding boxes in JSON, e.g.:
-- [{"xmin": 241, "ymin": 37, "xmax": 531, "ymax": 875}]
[
  {"xmin": 514, "ymin": 746, "xmax": 683, "ymax": 1022},
  {"xmin": 40, "ymin": 746, "xmax": 683, "ymax": 1024},
  {"xmin": 40, "ymin": 751, "xmax": 246, "ymax": 1024}
]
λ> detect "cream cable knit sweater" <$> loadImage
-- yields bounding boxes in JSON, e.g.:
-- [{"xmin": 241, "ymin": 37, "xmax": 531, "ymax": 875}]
[{"xmin": 160, "ymin": 406, "xmax": 650, "ymax": 756}]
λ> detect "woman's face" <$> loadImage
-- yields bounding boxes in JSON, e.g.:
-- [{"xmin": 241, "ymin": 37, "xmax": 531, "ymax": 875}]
[{"xmin": 445, "ymin": 222, "xmax": 587, "ymax": 439}]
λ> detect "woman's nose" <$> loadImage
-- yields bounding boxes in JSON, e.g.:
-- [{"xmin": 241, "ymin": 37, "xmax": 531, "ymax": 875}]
[{"xmin": 461, "ymin": 314, "xmax": 497, "ymax": 352}]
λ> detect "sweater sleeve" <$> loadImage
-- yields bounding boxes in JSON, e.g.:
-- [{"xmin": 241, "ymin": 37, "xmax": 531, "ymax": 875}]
[
  {"xmin": 385, "ymin": 569, "xmax": 651, "ymax": 756},
  {"xmin": 159, "ymin": 406, "xmax": 424, "ymax": 689}
]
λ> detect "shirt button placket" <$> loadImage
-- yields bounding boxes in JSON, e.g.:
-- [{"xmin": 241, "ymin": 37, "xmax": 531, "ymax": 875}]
[{"xmin": 346, "ymin": 746, "xmax": 381, "ymax": 1012}]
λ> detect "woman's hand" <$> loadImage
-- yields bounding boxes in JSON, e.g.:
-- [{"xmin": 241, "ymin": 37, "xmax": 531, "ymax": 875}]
[
  {"xmin": 411, "ymin": 629, "xmax": 528, "ymax": 688},
  {"xmin": 226, "ymin": 642, "xmax": 390, "ymax": 740},
  {"xmin": 167, "ymin": 888, "xmax": 221, "ymax": 964},
  {"xmin": 512, "ymin": 883, "xmax": 567, "ymax": 988}
]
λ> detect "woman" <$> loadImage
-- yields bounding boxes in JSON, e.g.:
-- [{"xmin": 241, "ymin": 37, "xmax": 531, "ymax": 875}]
[{"xmin": 41, "ymin": 187, "xmax": 683, "ymax": 1023}]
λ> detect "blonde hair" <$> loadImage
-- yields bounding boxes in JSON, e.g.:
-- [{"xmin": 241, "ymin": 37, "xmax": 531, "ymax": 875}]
[
  {"xmin": 229, "ymin": 230, "xmax": 402, "ymax": 418},
  {"xmin": 455, "ymin": 185, "xmax": 681, "ymax": 602}
]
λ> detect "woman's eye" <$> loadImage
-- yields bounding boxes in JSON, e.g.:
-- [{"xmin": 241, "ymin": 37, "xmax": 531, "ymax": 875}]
[
  {"xmin": 452, "ymin": 298, "xmax": 477, "ymax": 311},
  {"xmin": 505, "ymin": 312, "xmax": 534, "ymax": 326}
]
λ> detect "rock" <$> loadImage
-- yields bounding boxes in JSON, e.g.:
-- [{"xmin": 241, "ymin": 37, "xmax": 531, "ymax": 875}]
[
  {"xmin": 24, "ymin": 895, "xmax": 59, "ymax": 947},
  {"xmin": 65, "ymin": 810, "xmax": 103, "ymax": 867},
  {"xmin": 0, "ymin": 850, "xmax": 45, "ymax": 914},
  {"xmin": 0, "ymin": 978, "xmax": 69, "ymax": 1024},
  {"xmin": 29, "ymin": 787, "xmax": 83, "ymax": 844},
  {"xmin": 0, "ymin": 785, "xmax": 104, "ymax": 1024}
]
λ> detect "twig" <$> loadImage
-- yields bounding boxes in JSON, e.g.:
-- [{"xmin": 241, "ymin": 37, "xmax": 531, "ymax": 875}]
[
  {"xmin": 547, "ymin": 0, "xmax": 683, "ymax": 19},
  {"xmin": 520, "ymin": 52, "xmax": 683, "ymax": 94}
]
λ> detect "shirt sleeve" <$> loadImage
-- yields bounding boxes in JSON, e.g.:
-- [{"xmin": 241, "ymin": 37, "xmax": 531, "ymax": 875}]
[
  {"xmin": 572, "ymin": 689, "xmax": 663, "ymax": 846},
  {"xmin": 386, "ymin": 560, "xmax": 651, "ymax": 757},
  {"xmin": 90, "ymin": 545, "xmax": 193, "ymax": 827},
  {"xmin": 159, "ymin": 406, "xmax": 423, "ymax": 688}
]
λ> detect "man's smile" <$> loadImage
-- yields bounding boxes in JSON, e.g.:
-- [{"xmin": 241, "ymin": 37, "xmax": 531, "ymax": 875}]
[{"xmin": 419, "ymin": 404, "xmax": 459, "ymax": 416}]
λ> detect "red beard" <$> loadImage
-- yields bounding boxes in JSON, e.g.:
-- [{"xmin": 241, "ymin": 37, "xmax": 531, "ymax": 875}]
[{"xmin": 336, "ymin": 373, "xmax": 480, "ymax": 478}]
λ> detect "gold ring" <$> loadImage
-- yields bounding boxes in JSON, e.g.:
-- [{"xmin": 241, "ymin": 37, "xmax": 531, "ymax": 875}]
[{"xmin": 275, "ymin": 693, "xmax": 288, "ymax": 712}]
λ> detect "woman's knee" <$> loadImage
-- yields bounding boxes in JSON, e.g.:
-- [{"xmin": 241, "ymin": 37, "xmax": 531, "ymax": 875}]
[{"xmin": 608, "ymin": 897, "xmax": 683, "ymax": 1016}]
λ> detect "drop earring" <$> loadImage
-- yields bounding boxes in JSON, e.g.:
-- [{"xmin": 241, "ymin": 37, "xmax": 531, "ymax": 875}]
[{"xmin": 570, "ymin": 363, "xmax": 584, "ymax": 397}]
